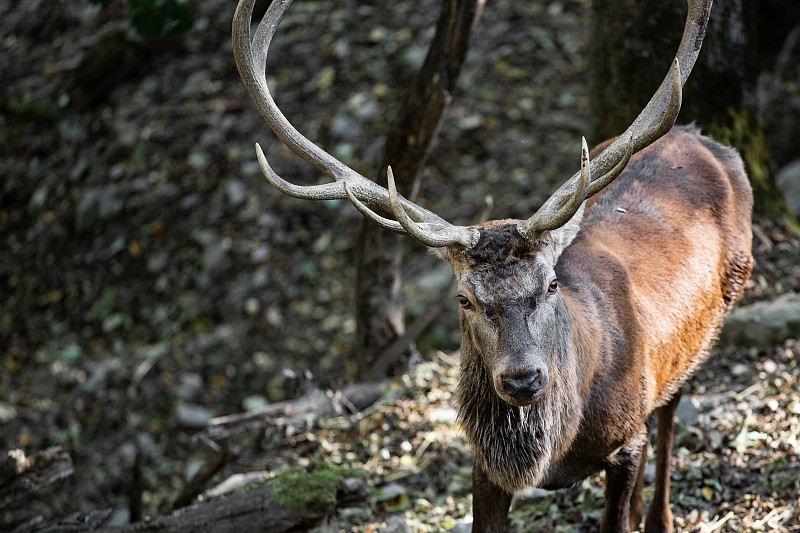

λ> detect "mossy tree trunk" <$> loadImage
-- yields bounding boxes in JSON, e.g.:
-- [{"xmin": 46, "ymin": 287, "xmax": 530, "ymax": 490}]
[
  {"xmin": 353, "ymin": 0, "xmax": 484, "ymax": 379},
  {"xmin": 589, "ymin": 0, "xmax": 791, "ymax": 218}
]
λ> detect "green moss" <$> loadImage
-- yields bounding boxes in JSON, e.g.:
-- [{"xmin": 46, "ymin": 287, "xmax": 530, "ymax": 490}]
[{"xmin": 268, "ymin": 461, "xmax": 365, "ymax": 514}]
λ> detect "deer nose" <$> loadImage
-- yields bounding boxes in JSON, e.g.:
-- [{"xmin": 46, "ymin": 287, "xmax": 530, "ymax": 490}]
[{"xmin": 501, "ymin": 368, "xmax": 548, "ymax": 403}]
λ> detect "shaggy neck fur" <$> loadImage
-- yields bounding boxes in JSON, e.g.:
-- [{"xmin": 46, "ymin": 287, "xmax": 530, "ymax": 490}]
[{"xmin": 456, "ymin": 307, "xmax": 582, "ymax": 493}]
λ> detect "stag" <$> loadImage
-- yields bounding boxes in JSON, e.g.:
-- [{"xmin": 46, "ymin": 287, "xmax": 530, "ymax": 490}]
[{"xmin": 233, "ymin": 0, "xmax": 753, "ymax": 530}]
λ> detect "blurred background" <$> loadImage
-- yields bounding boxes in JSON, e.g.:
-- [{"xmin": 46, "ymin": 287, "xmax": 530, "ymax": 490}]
[{"xmin": 1, "ymin": 0, "xmax": 799, "ymax": 529}]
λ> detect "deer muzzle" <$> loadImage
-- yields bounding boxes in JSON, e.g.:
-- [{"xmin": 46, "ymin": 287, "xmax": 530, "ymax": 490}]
[{"xmin": 497, "ymin": 366, "xmax": 549, "ymax": 406}]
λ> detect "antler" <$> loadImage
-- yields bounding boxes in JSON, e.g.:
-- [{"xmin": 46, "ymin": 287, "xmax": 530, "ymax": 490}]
[
  {"xmin": 518, "ymin": 0, "xmax": 713, "ymax": 240},
  {"xmin": 232, "ymin": 0, "xmax": 479, "ymax": 249}
]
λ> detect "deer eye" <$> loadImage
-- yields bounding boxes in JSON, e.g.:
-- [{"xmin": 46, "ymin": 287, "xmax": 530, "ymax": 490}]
[
  {"xmin": 457, "ymin": 294, "xmax": 473, "ymax": 309},
  {"xmin": 547, "ymin": 279, "xmax": 558, "ymax": 294}
]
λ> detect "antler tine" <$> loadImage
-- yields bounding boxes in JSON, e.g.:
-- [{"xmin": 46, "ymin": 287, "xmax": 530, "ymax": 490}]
[
  {"xmin": 519, "ymin": 0, "xmax": 712, "ymax": 240},
  {"xmin": 523, "ymin": 138, "xmax": 591, "ymax": 238},
  {"xmin": 233, "ymin": 0, "xmax": 354, "ymax": 193},
  {"xmin": 233, "ymin": 0, "xmax": 479, "ymax": 248},
  {"xmin": 387, "ymin": 167, "xmax": 479, "ymax": 248},
  {"xmin": 343, "ymin": 181, "xmax": 406, "ymax": 235}
]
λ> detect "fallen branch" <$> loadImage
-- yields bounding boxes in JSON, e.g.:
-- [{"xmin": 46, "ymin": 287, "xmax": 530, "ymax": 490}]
[
  {"xmin": 195, "ymin": 381, "xmax": 387, "ymax": 443},
  {"xmin": 0, "ymin": 447, "xmax": 73, "ymax": 510},
  {"xmin": 172, "ymin": 445, "xmax": 235, "ymax": 510}
]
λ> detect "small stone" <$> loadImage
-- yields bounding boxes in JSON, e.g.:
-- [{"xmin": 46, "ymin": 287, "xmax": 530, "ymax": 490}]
[
  {"xmin": 731, "ymin": 363, "xmax": 749, "ymax": 377},
  {"xmin": 225, "ymin": 179, "xmax": 247, "ymax": 206},
  {"xmin": 174, "ymin": 402, "xmax": 216, "ymax": 428},
  {"xmin": 376, "ymin": 482, "xmax": 407, "ymax": 502},
  {"xmin": 241, "ymin": 395, "xmax": 268, "ymax": 411},
  {"xmin": 0, "ymin": 402, "xmax": 18, "ymax": 424},
  {"xmin": 449, "ymin": 521, "xmax": 474, "ymax": 533},
  {"xmin": 147, "ymin": 251, "xmax": 169, "ymax": 273},
  {"xmin": 244, "ymin": 297, "xmax": 260, "ymax": 316},
  {"xmin": 380, "ymin": 515, "xmax": 411, "ymax": 533},
  {"xmin": 428, "ymin": 406, "xmax": 458, "ymax": 425},
  {"xmin": 675, "ymin": 396, "xmax": 700, "ymax": 424}
]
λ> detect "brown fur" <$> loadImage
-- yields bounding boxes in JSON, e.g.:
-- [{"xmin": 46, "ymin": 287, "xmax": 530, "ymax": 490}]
[{"xmin": 444, "ymin": 126, "xmax": 752, "ymax": 532}]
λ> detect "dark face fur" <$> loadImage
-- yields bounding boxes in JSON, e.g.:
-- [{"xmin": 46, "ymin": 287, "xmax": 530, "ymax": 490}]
[
  {"xmin": 438, "ymin": 214, "xmax": 584, "ymax": 492},
  {"xmin": 454, "ymin": 225, "xmax": 563, "ymax": 406}
]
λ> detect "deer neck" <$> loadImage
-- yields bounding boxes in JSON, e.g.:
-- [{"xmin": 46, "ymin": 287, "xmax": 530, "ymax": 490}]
[{"xmin": 456, "ymin": 300, "xmax": 583, "ymax": 493}]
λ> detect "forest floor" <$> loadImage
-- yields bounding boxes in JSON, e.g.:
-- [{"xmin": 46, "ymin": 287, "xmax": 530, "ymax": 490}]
[{"xmin": 1, "ymin": 0, "xmax": 799, "ymax": 531}]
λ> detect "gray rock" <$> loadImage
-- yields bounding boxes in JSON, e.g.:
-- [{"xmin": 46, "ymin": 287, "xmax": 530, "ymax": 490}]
[
  {"xmin": 76, "ymin": 186, "xmax": 123, "ymax": 231},
  {"xmin": 0, "ymin": 402, "xmax": 18, "ymax": 424},
  {"xmin": 375, "ymin": 482, "xmax": 407, "ymax": 502},
  {"xmin": 225, "ymin": 178, "xmax": 247, "ymax": 206},
  {"xmin": 241, "ymin": 394, "xmax": 268, "ymax": 411},
  {"xmin": 776, "ymin": 160, "xmax": 800, "ymax": 219},
  {"xmin": 718, "ymin": 292, "xmax": 800, "ymax": 347},
  {"xmin": 104, "ymin": 508, "xmax": 131, "ymax": 527},
  {"xmin": 449, "ymin": 521, "xmax": 474, "ymax": 533},
  {"xmin": 174, "ymin": 402, "xmax": 216, "ymax": 428},
  {"xmin": 675, "ymin": 396, "xmax": 700, "ymax": 424},
  {"xmin": 175, "ymin": 372, "xmax": 204, "ymax": 400},
  {"xmin": 146, "ymin": 251, "xmax": 170, "ymax": 273},
  {"xmin": 428, "ymin": 406, "xmax": 458, "ymax": 425},
  {"xmin": 380, "ymin": 516, "xmax": 411, "ymax": 533}
]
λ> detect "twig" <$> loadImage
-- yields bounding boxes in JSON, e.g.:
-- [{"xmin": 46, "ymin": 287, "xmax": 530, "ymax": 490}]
[
  {"xmin": 754, "ymin": 505, "xmax": 792, "ymax": 529},
  {"xmin": 172, "ymin": 445, "xmax": 234, "ymax": 510},
  {"xmin": 700, "ymin": 511, "xmax": 735, "ymax": 533}
]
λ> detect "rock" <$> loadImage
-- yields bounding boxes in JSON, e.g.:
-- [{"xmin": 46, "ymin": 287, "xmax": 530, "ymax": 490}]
[
  {"xmin": 175, "ymin": 372, "xmax": 204, "ymax": 400},
  {"xmin": 428, "ymin": 406, "xmax": 458, "ymax": 425},
  {"xmin": 75, "ymin": 186, "xmax": 123, "ymax": 231},
  {"xmin": 241, "ymin": 395, "xmax": 268, "ymax": 411},
  {"xmin": 81, "ymin": 358, "xmax": 123, "ymax": 394},
  {"xmin": 449, "ymin": 521, "xmax": 474, "ymax": 533},
  {"xmin": 776, "ymin": 160, "xmax": 800, "ymax": 219},
  {"xmin": 146, "ymin": 250, "xmax": 170, "ymax": 273},
  {"xmin": 337, "ymin": 476, "xmax": 371, "ymax": 507},
  {"xmin": 375, "ymin": 482, "xmax": 407, "ymax": 502},
  {"xmin": 675, "ymin": 396, "xmax": 700, "ymax": 424},
  {"xmin": 174, "ymin": 402, "xmax": 216, "ymax": 429},
  {"xmin": 0, "ymin": 402, "xmax": 18, "ymax": 424},
  {"xmin": 225, "ymin": 178, "xmax": 248, "ymax": 206},
  {"xmin": 380, "ymin": 515, "xmax": 411, "ymax": 533},
  {"xmin": 718, "ymin": 292, "xmax": 800, "ymax": 347},
  {"xmin": 104, "ymin": 508, "xmax": 131, "ymax": 527}
]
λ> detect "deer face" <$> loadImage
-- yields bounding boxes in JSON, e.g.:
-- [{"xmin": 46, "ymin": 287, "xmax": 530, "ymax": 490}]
[{"xmin": 443, "ymin": 213, "xmax": 582, "ymax": 407}]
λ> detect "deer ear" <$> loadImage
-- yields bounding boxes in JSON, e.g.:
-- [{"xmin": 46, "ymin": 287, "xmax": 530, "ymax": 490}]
[
  {"xmin": 549, "ymin": 201, "xmax": 585, "ymax": 259},
  {"xmin": 429, "ymin": 247, "xmax": 450, "ymax": 261}
]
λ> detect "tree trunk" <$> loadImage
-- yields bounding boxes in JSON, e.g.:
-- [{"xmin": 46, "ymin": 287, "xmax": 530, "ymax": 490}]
[
  {"xmin": 589, "ymin": 0, "xmax": 791, "ymax": 218},
  {"xmin": 353, "ymin": 0, "xmax": 484, "ymax": 378}
]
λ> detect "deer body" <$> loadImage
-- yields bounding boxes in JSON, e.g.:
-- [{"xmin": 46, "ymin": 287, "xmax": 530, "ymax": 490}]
[
  {"xmin": 452, "ymin": 126, "xmax": 752, "ymax": 531},
  {"xmin": 233, "ymin": 0, "xmax": 752, "ymax": 530}
]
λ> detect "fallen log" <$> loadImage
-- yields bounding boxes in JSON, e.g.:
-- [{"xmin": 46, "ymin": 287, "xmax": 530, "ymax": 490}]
[
  {"xmin": 37, "ymin": 462, "xmax": 368, "ymax": 533},
  {"xmin": 0, "ymin": 447, "xmax": 74, "ymax": 510}
]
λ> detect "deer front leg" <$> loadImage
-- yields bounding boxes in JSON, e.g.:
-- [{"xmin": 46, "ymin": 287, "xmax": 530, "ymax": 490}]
[
  {"xmin": 645, "ymin": 390, "xmax": 681, "ymax": 533},
  {"xmin": 601, "ymin": 427, "xmax": 649, "ymax": 533},
  {"xmin": 472, "ymin": 462, "xmax": 513, "ymax": 533}
]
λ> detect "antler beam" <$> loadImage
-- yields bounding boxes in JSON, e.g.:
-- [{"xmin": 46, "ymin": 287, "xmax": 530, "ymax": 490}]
[
  {"xmin": 232, "ymin": 0, "xmax": 479, "ymax": 249},
  {"xmin": 518, "ymin": 0, "xmax": 712, "ymax": 240}
]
